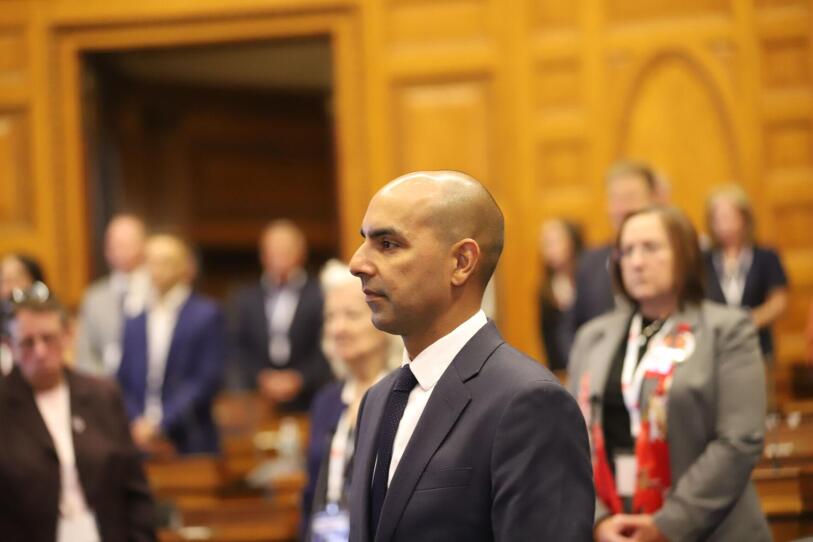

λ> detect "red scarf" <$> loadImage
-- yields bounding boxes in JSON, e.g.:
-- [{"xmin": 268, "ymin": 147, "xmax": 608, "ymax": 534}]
[{"xmin": 578, "ymin": 369, "xmax": 674, "ymax": 514}]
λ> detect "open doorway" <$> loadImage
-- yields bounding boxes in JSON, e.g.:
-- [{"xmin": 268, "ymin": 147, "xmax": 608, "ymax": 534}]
[{"xmin": 81, "ymin": 37, "xmax": 338, "ymax": 298}]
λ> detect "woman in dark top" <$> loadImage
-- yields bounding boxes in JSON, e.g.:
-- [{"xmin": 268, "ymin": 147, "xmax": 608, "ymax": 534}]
[
  {"xmin": 703, "ymin": 184, "xmax": 788, "ymax": 359},
  {"xmin": 538, "ymin": 219, "xmax": 583, "ymax": 371},
  {"xmin": 569, "ymin": 206, "xmax": 769, "ymax": 541},
  {"xmin": 302, "ymin": 261, "xmax": 398, "ymax": 541}
]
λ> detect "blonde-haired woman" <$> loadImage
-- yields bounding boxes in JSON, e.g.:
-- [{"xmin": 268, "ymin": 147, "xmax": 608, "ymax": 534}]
[{"xmin": 303, "ymin": 260, "xmax": 400, "ymax": 541}]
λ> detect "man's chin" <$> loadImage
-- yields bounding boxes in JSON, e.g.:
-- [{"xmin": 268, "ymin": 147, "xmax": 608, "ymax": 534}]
[{"xmin": 370, "ymin": 313, "xmax": 401, "ymax": 336}]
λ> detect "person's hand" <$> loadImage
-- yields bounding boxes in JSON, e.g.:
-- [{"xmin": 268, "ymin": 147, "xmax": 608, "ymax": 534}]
[
  {"xmin": 257, "ymin": 369, "xmax": 304, "ymax": 403},
  {"xmin": 130, "ymin": 416, "xmax": 158, "ymax": 449},
  {"xmin": 595, "ymin": 515, "xmax": 667, "ymax": 542}
]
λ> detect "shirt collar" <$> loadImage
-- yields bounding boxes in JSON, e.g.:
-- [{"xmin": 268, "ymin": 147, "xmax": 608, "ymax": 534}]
[
  {"xmin": 262, "ymin": 269, "xmax": 307, "ymax": 292},
  {"xmin": 150, "ymin": 283, "xmax": 191, "ymax": 312},
  {"xmin": 402, "ymin": 310, "xmax": 488, "ymax": 392}
]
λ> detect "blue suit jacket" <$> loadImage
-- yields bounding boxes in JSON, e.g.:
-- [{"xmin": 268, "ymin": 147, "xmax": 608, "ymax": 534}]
[{"xmin": 118, "ymin": 293, "xmax": 225, "ymax": 454}]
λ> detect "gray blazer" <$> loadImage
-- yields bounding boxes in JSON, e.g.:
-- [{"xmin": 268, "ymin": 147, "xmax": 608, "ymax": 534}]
[
  {"xmin": 568, "ymin": 300, "xmax": 771, "ymax": 541},
  {"xmin": 75, "ymin": 277, "xmax": 123, "ymax": 375},
  {"xmin": 76, "ymin": 273, "xmax": 148, "ymax": 376},
  {"xmin": 348, "ymin": 321, "xmax": 594, "ymax": 542}
]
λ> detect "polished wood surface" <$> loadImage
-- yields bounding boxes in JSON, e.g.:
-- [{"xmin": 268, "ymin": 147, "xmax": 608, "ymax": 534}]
[{"xmin": 148, "ymin": 394, "xmax": 308, "ymax": 542}]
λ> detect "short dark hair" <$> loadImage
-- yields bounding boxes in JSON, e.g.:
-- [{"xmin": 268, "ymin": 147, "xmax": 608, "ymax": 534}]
[
  {"xmin": 4, "ymin": 253, "xmax": 47, "ymax": 285},
  {"xmin": 610, "ymin": 205, "xmax": 705, "ymax": 307},
  {"xmin": 7, "ymin": 294, "xmax": 69, "ymax": 330},
  {"xmin": 605, "ymin": 160, "xmax": 658, "ymax": 194}
]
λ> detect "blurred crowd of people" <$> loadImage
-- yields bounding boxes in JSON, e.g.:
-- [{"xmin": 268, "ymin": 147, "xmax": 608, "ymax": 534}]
[{"xmin": 0, "ymin": 159, "xmax": 810, "ymax": 541}]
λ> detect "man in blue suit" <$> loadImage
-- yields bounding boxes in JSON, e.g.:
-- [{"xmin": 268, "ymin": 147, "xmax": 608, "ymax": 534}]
[{"xmin": 118, "ymin": 234, "xmax": 225, "ymax": 455}]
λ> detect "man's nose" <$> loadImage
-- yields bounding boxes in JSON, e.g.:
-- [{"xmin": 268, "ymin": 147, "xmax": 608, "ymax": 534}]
[
  {"xmin": 349, "ymin": 243, "xmax": 370, "ymax": 278},
  {"xmin": 32, "ymin": 338, "xmax": 49, "ymax": 358}
]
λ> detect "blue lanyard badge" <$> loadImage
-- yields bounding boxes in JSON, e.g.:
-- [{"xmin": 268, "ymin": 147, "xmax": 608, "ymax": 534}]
[{"xmin": 311, "ymin": 503, "xmax": 350, "ymax": 542}]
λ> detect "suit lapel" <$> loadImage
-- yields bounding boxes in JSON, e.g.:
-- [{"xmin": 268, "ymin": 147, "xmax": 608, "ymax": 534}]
[
  {"xmin": 354, "ymin": 371, "xmax": 398, "ymax": 540},
  {"xmin": 252, "ymin": 285, "xmax": 271, "ymax": 356},
  {"xmin": 3, "ymin": 368, "xmax": 58, "ymax": 459},
  {"xmin": 67, "ymin": 371, "xmax": 101, "ymax": 505},
  {"xmin": 587, "ymin": 310, "xmax": 632, "ymax": 408},
  {"xmin": 374, "ymin": 322, "xmax": 501, "ymax": 542},
  {"xmin": 663, "ymin": 303, "xmax": 703, "ymax": 404},
  {"xmin": 164, "ymin": 296, "xmax": 194, "ymax": 380}
]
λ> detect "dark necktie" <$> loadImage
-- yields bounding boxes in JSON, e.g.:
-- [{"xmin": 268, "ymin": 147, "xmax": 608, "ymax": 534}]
[{"xmin": 369, "ymin": 365, "xmax": 418, "ymax": 539}]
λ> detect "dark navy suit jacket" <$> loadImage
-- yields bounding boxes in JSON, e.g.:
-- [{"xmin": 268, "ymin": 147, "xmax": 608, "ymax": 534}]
[
  {"xmin": 348, "ymin": 322, "xmax": 594, "ymax": 542},
  {"xmin": 118, "ymin": 293, "xmax": 225, "ymax": 454},
  {"xmin": 704, "ymin": 245, "xmax": 788, "ymax": 357},
  {"xmin": 230, "ymin": 276, "xmax": 332, "ymax": 412},
  {"xmin": 572, "ymin": 245, "xmax": 615, "ymax": 332}
]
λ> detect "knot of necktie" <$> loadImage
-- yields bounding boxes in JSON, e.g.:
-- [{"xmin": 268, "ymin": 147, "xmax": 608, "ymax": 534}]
[{"xmin": 393, "ymin": 365, "xmax": 418, "ymax": 392}]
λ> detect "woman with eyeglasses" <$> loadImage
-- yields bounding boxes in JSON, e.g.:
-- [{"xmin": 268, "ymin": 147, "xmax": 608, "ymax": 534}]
[{"xmin": 568, "ymin": 206, "xmax": 769, "ymax": 541}]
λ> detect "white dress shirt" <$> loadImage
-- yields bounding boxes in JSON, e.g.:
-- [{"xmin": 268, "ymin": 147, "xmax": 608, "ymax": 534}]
[
  {"xmin": 35, "ymin": 382, "xmax": 101, "ymax": 542},
  {"xmin": 144, "ymin": 284, "xmax": 191, "ymax": 423},
  {"xmin": 264, "ymin": 271, "xmax": 307, "ymax": 366},
  {"xmin": 715, "ymin": 248, "xmax": 753, "ymax": 306},
  {"xmin": 387, "ymin": 310, "xmax": 488, "ymax": 484}
]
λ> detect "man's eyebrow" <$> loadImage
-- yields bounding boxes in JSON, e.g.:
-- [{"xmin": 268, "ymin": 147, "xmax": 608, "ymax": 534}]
[{"xmin": 360, "ymin": 227, "xmax": 400, "ymax": 239}]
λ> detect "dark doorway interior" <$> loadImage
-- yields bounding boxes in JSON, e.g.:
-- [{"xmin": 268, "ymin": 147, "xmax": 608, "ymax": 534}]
[{"xmin": 81, "ymin": 38, "xmax": 337, "ymax": 298}]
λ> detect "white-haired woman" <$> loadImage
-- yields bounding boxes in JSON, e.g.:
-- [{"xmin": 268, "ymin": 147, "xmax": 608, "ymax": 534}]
[{"xmin": 303, "ymin": 260, "xmax": 400, "ymax": 541}]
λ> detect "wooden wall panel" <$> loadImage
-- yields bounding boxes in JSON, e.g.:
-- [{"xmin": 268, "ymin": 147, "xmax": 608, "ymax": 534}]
[
  {"xmin": 392, "ymin": 78, "xmax": 492, "ymax": 180},
  {"xmin": 604, "ymin": 0, "xmax": 730, "ymax": 22},
  {"xmin": 386, "ymin": 0, "xmax": 490, "ymax": 49},
  {"xmin": 0, "ymin": 110, "xmax": 33, "ymax": 227},
  {"xmin": 619, "ymin": 55, "xmax": 737, "ymax": 226},
  {"xmin": 755, "ymin": 0, "xmax": 813, "ymax": 364}
]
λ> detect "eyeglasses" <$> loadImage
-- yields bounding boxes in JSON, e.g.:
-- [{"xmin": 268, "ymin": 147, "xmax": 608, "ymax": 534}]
[
  {"xmin": 9, "ymin": 281, "xmax": 50, "ymax": 304},
  {"xmin": 616, "ymin": 241, "xmax": 669, "ymax": 261}
]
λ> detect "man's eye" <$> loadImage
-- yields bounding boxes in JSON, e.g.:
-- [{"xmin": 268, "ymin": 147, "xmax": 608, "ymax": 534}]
[{"xmin": 381, "ymin": 240, "xmax": 396, "ymax": 250}]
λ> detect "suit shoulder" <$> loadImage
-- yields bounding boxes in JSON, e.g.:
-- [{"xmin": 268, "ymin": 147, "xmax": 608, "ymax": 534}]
[
  {"xmin": 578, "ymin": 245, "xmax": 611, "ymax": 268},
  {"xmin": 233, "ymin": 282, "xmax": 263, "ymax": 303},
  {"xmin": 82, "ymin": 277, "xmax": 111, "ymax": 301},
  {"xmin": 311, "ymin": 381, "xmax": 344, "ymax": 414},
  {"xmin": 700, "ymin": 300, "xmax": 749, "ymax": 326},
  {"xmin": 574, "ymin": 310, "xmax": 625, "ymax": 342},
  {"xmin": 188, "ymin": 293, "xmax": 224, "ymax": 316},
  {"xmin": 483, "ymin": 342, "xmax": 559, "ymax": 387},
  {"xmin": 66, "ymin": 369, "xmax": 121, "ymax": 400}
]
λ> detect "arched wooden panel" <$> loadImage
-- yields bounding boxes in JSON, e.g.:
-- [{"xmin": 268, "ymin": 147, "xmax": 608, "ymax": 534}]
[{"xmin": 619, "ymin": 53, "xmax": 737, "ymax": 228}]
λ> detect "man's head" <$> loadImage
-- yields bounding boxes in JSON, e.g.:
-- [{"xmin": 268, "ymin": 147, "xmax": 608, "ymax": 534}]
[
  {"xmin": 105, "ymin": 214, "xmax": 147, "ymax": 274},
  {"xmin": 1, "ymin": 253, "xmax": 46, "ymax": 300},
  {"xmin": 605, "ymin": 161, "xmax": 659, "ymax": 233},
  {"xmin": 145, "ymin": 234, "xmax": 196, "ymax": 296},
  {"xmin": 7, "ymin": 295, "xmax": 69, "ymax": 391},
  {"xmin": 349, "ymin": 171, "xmax": 503, "ymax": 352},
  {"xmin": 259, "ymin": 220, "xmax": 307, "ymax": 284}
]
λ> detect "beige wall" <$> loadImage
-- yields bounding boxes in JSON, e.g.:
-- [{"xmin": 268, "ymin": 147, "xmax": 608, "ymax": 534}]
[{"xmin": 0, "ymin": 0, "xmax": 811, "ymax": 366}]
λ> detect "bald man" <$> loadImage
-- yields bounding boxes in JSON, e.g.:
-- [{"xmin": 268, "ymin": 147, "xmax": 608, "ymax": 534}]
[
  {"xmin": 76, "ymin": 214, "xmax": 150, "ymax": 376},
  {"xmin": 347, "ymin": 172, "xmax": 593, "ymax": 541},
  {"xmin": 117, "ymin": 235, "xmax": 225, "ymax": 455}
]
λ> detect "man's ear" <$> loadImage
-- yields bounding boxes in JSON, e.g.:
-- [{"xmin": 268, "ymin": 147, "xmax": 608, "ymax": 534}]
[{"xmin": 450, "ymin": 239, "xmax": 480, "ymax": 287}]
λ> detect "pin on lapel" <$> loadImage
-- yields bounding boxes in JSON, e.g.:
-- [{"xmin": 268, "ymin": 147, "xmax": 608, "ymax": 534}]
[{"xmin": 72, "ymin": 416, "xmax": 86, "ymax": 434}]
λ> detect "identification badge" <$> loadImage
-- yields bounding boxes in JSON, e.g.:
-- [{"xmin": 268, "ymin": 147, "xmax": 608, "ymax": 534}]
[
  {"xmin": 645, "ymin": 345, "xmax": 675, "ymax": 376},
  {"xmin": 614, "ymin": 453, "xmax": 637, "ymax": 498},
  {"xmin": 311, "ymin": 504, "xmax": 350, "ymax": 542}
]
